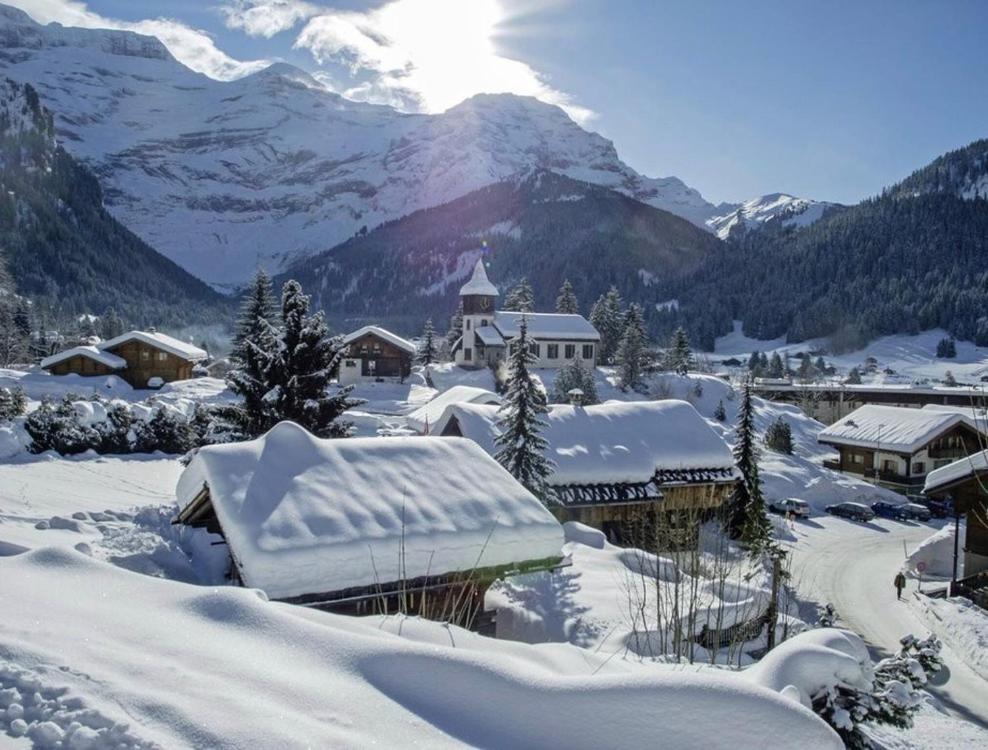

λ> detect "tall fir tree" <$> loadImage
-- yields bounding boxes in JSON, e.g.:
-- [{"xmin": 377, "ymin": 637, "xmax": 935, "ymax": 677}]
[
  {"xmin": 768, "ymin": 352, "xmax": 785, "ymax": 378},
  {"xmin": 503, "ymin": 278, "xmax": 535, "ymax": 312},
  {"xmin": 264, "ymin": 280, "xmax": 360, "ymax": 438},
  {"xmin": 666, "ymin": 327, "xmax": 694, "ymax": 375},
  {"xmin": 495, "ymin": 316, "xmax": 553, "ymax": 500},
  {"xmin": 552, "ymin": 358, "xmax": 599, "ymax": 405},
  {"xmin": 100, "ymin": 308, "xmax": 124, "ymax": 339},
  {"xmin": 447, "ymin": 301, "xmax": 464, "ymax": 351},
  {"xmin": 589, "ymin": 286, "xmax": 623, "ymax": 364},
  {"xmin": 226, "ymin": 269, "xmax": 279, "ymax": 437},
  {"xmin": 0, "ymin": 249, "xmax": 28, "ymax": 366},
  {"xmin": 616, "ymin": 304, "xmax": 650, "ymax": 391},
  {"xmin": 726, "ymin": 382, "xmax": 771, "ymax": 550},
  {"xmin": 555, "ymin": 279, "xmax": 579, "ymax": 314},
  {"xmin": 417, "ymin": 317, "xmax": 439, "ymax": 366}
]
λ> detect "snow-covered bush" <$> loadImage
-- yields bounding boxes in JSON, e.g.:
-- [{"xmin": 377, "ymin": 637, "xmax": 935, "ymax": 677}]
[
  {"xmin": 133, "ymin": 406, "xmax": 197, "ymax": 454},
  {"xmin": 551, "ymin": 358, "xmax": 599, "ymax": 405},
  {"xmin": 0, "ymin": 386, "xmax": 26, "ymax": 420},
  {"xmin": 818, "ymin": 603, "xmax": 837, "ymax": 627},
  {"xmin": 764, "ymin": 416, "xmax": 794, "ymax": 454}
]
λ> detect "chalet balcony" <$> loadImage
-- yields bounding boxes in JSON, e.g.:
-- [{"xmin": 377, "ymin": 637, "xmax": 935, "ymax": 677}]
[
  {"xmin": 864, "ymin": 468, "xmax": 925, "ymax": 487},
  {"xmin": 928, "ymin": 446, "xmax": 975, "ymax": 460}
]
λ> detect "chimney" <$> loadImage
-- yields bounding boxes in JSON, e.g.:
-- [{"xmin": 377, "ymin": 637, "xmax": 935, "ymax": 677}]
[
  {"xmin": 147, "ymin": 326, "xmax": 156, "ymax": 333},
  {"xmin": 567, "ymin": 388, "xmax": 584, "ymax": 407}
]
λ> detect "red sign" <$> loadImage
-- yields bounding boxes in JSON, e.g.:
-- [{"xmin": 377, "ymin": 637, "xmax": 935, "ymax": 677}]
[{"xmin": 916, "ymin": 561, "xmax": 928, "ymax": 573}]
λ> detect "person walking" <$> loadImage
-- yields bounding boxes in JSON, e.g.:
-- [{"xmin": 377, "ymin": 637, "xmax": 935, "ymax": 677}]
[{"xmin": 894, "ymin": 571, "xmax": 907, "ymax": 600}]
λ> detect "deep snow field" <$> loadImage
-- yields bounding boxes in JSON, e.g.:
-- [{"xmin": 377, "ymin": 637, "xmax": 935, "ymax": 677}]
[{"xmin": 1, "ymin": 364, "xmax": 986, "ymax": 748}]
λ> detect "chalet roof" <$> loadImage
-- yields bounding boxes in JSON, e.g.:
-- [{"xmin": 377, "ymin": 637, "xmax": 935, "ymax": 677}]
[
  {"xmin": 459, "ymin": 258, "xmax": 499, "ymax": 297},
  {"xmin": 818, "ymin": 404, "xmax": 980, "ymax": 454},
  {"xmin": 924, "ymin": 449, "xmax": 988, "ymax": 496},
  {"xmin": 175, "ymin": 422, "xmax": 563, "ymax": 600},
  {"xmin": 431, "ymin": 399, "xmax": 736, "ymax": 488},
  {"xmin": 40, "ymin": 345, "xmax": 127, "ymax": 371},
  {"xmin": 342, "ymin": 325, "xmax": 416, "ymax": 355},
  {"xmin": 475, "ymin": 326, "xmax": 506, "ymax": 346},
  {"xmin": 99, "ymin": 330, "xmax": 207, "ymax": 361},
  {"xmin": 493, "ymin": 312, "xmax": 599, "ymax": 342},
  {"xmin": 404, "ymin": 385, "xmax": 501, "ymax": 434}
]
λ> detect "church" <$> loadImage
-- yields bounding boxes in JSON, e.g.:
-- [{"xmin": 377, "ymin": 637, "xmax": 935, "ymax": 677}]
[{"xmin": 452, "ymin": 259, "xmax": 599, "ymax": 369}]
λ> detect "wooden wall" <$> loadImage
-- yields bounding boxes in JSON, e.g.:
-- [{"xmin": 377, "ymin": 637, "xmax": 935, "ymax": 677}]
[
  {"xmin": 346, "ymin": 332, "xmax": 412, "ymax": 379},
  {"xmin": 47, "ymin": 355, "xmax": 117, "ymax": 377},
  {"xmin": 103, "ymin": 340, "xmax": 194, "ymax": 387}
]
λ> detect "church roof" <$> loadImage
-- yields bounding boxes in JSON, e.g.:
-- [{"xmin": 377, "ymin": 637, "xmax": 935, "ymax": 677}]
[
  {"xmin": 493, "ymin": 312, "xmax": 599, "ymax": 341},
  {"xmin": 459, "ymin": 258, "xmax": 499, "ymax": 297}
]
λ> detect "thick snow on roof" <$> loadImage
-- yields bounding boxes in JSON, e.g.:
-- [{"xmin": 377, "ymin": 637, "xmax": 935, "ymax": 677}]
[
  {"xmin": 176, "ymin": 422, "xmax": 563, "ymax": 599},
  {"xmin": 494, "ymin": 311, "xmax": 599, "ymax": 341},
  {"xmin": 40, "ymin": 345, "xmax": 126, "ymax": 370},
  {"xmin": 433, "ymin": 400, "xmax": 735, "ymax": 486},
  {"xmin": 924, "ymin": 449, "xmax": 988, "ymax": 495},
  {"xmin": 405, "ymin": 385, "xmax": 501, "ymax": 433},
  {"xmin": 459, "ymin": 258, "xmax": 499, "ymax": 297},
  {"xmin": 99, "ymin": 330, "xmax": 207, "ymax": 361},
  {"xmin": 818, "ymin": 404, "xmax": 977, "ymax": 453},
  {"xmin": 475, "ymin": 325, "xmax": 506, "ymax": 346},
  {"xmin": 343, "ymin": 325, "xmax": 416, "ymax": 355}
]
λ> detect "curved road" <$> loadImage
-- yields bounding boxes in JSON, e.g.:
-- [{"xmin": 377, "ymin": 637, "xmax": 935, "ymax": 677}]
[{"xmin": 785, "ymin": 515, "xmax": 988, "ymax": 730}]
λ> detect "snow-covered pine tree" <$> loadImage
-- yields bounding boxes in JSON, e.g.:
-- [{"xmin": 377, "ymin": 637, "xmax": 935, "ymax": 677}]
[
  {"xmin": 666, "ymin": 327, "xmax": 694, "ymax": 375},
  {"xmin": 944, "ymin": 370, "xmax": 957, "ymax": 386},
  {"xmin": 0, "ymin": 386, "xmax": 27, "ymax": 420},
  {"xmin": 748, "ymin": 350, "xmax": 762, "ymax": 376},
  {"xmin": 727, "ymin": 381, "xmax": 771, "ymax": 549},
  {"xmin": 417, "ymin": 317, "xmax": 439, "ymax": 366},
  {"xmin": 616, "ymin": 305, "xmax": 647, "ymax": 391},
  {"xmin": 845, "ymin": 366, "xmax": 862, "ymax": 384},
  {"xmin": 764, "ymin": 416, "xmax": 794, "ymax": 454},
  {"xmin": 589, "ymin": 286, "xmax": 623, "ymax": 364},
  {"xmin": 0, "ymin": 250, "xmax": 28, "ymax": 366},
  {"xmin": 768, "ymin": 352, "xmax": 785, "ymax": 378},
  {"xmin": 264, "ymin": 280, "xmax": 360, "ymax": 438},
  {"xmin": 503, "ymin": 278, "xmax": 535, "ymax": 312},
  {"xmin": 495, "ymin": 316, "xmax": 553, "ymax": 501},
  {"xmin": 713, "ymin": 399, "xmax": 727, "ymax": 422},
  {"xmin": 814, "ymin": 356, "xmax": 827, "ymax": 374},
  {"xmin": 100, "ymin": 308, "xmax": 124, "ymax": 339},
  {"xmin": 226, "ymin": 269, "xmax": 279, "ymax": 437},
  {"xmin": 446, "ymin": 301, "xmax": 464, "ymax": 351},
  {"xmin": 552, "ymin": 358, "xmax": 599, "ymax": 405},
  {"xmin": 555, "ymin": 279, "xmax": 579, "ymax": 314}
]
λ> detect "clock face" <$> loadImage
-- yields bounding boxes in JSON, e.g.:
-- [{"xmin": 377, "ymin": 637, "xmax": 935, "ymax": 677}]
[{"xmin": 480, "ymin": 297, "xmax": 491, "ymax": 310}]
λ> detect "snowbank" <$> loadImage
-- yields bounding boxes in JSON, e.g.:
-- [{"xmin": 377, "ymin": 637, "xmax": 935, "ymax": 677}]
[
  {"xmin": 176, "ymin": 423, "xmax": 565, "ymax": 599},
  {"xmin": 0, "ymin": 548, "xmax": 841, "ymax": 749},
  {"xmin": 911, "ymin": 596, "xmax": 988, "ymax": 682},
  {"xmin": 904, "ymin": 524, "xmax": 965, "ymax": 580},
  {"xmin": 405, "ymin": 385, "xmax": 500, "ymax": 433}
]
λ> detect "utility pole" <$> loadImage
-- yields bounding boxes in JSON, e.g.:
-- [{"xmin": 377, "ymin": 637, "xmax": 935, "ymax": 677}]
[
  {"xmin": 766, "ymin": 552, "xmax": 783, "ymax": 651},
  {"xmin": 951, "ymin": 497, "xmax": 961, "ymax": 596}
]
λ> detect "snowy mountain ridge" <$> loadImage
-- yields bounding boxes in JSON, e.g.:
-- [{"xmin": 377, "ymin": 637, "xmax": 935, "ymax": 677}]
[{"xmin": 706, "ymin": 193, "xmax": 837, "ymax": 240}]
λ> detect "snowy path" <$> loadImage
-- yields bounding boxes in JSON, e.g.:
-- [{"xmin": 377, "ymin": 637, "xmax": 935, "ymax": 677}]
[{"xmin": 786, "ymin": 516, "xmax": 988, "ymax": 730}]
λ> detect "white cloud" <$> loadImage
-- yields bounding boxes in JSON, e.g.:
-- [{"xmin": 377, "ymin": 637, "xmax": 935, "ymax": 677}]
[
  {"xmin": 6, "ymin": 0, "xmax": 271, "ymax": 80},
  {"xmin": 225, "ymin": 0, "xmax": 594, "ymax": 123}
]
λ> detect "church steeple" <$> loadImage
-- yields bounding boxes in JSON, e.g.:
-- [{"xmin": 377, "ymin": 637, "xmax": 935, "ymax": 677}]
[{"xmin": 459, "ymin": 258, "xmax": 499, "ymax": 298}]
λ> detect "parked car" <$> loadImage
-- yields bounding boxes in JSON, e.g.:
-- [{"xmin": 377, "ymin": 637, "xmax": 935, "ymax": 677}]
[
  {"xmin": 769, "ymin": 498, "xmax": 811, "ymax": 518},
  {"xmin": 825, "ymin": 502, "xmax": 876, "ymax": 522},
  {"xmin": 871, "ymin": 501, "xmax": 910, "ymax": 521},
  {"xmin": 909, "ymin": 495, "xmax": 954, "ymax": 519},
  {"xmin": 902, "ymin": 503, "xmax": 932, "ymax": 522}
]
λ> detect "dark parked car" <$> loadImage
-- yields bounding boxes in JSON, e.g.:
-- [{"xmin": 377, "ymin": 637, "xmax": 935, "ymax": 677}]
[
  {"xmin": 909, "ymin": 495, "xmax": 954, "ymax": 519},
  {"xmin": 825, "ymin": 502, "xmax": 876, "ymax": 522},
  {"xmin": 871, "ymin": 501, "xmax": 910, "ymax": 521},
  {"xmin": 902, "ymin": 503, "xmax": 932, "ymax": 522}
]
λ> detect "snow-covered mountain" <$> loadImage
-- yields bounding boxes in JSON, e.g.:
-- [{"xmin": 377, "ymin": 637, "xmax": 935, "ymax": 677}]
[
  {"xmin": 0, "ymin": 4, "xmax": 727, "ymax": 288},
  {"xmin": 705, "ymin": 193, "xmax": 837, "ymax": 240},
  {"xmin": 889, "ymin": 138, "xmax": 988, "ymax": 201}
]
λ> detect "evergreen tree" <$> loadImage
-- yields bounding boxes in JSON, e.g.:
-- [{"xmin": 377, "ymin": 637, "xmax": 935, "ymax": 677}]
[
  {"xmin": 666, "ymin": 327, "xmax": 694, "ymax": 375},
  {"xmin": 748, "ymin": 350, "xmax": 762, "ymax": 376},
  {"xmin": 0, "ymin": 386, "xmax": 27, "ymax": 420},
  {"xmin": 727, "ymin": 382, "xmax": 771, "ymax": 550},
  {"xmin": 495, "ymin": 317, "xmax": 553, "ymax": 500},
  {"xmin": 764, "ymin": 416, "xmax": 794, "ymax": 454},
  {"xmin": 101, "ymin": 308, "xmax": 124, "ymax": 339},
  {"xmin": 944, "ymin": 370, "xmax": 957, "ymax": 386},
  {"xmin": 555, "ymin": 279, "xmax": 579, "ymax": 314},
  {"xmin": 845, "ymin": 366, "xmax": 862, "ymax": 385},
  {"xmin": 814, "ymin": 355, "xmax": 827, "ymax": 374},
  {"xmin": 589, "ymin": 286, "xmax": 623, "ymax": 364},
  {"xmin": 552, "ymin": 358, "xmax": 599, "ymax": 405},
  {"xmin": 503, "ymin": 278, "xmax": 535, "ymax": 312},
  {"xmin": 616, "ymin": 309, "xmax": 646, "ymax": 391},
  {"xmin": 798, "ymin": 355, "xmax": 814, "ymax": 383},
  {"xmin": 417, "ymin": 317, "xmax": 439, "ymax": 366},
  {"xmin": 446, "ymin": 301, "xmax": 464, "ymax": 351},
  {"xmin": 936, "ymin": 337, "xmax": 957, "ymax": 358},
  {"xmin": 0, "ymin": 250, "xmax": 28, "ymax": 366},
  {"xmin": 264, "ymin": 280, "xmax": 360, "ymax": 438},
  {"xmin": 759, "ymin": 352, "xmax": 769, "ymax": 372},
  {"xmin": 226, "ymin": 269, "xmax": 278, "ymax": 437},
  {"xmin": 767, "ymin": 352, "xmax": 785, "ymax": 378},
  {"xmin": 713, "ymin": 399, "xmax": 727, "ymax": 422}
]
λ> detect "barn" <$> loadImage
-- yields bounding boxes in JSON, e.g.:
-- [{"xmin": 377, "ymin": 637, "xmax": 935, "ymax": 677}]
[{"xmin": 338, "ymin": 325, "xmax": 416, "ymax": 385}]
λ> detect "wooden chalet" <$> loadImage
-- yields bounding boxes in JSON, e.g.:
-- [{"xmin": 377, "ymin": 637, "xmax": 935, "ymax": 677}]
[
  {"xmin": 924, "ymin": 450, "xmax": 988, "ymax": 607},
  {"xmin": 174, "ymin": 422, "xmax": 565, "ymax": 631},
  {"xmin": 339, "ymin": 325, "xmax": 415, "ymax": 385},
  {"xmin": 41, "ymin": 329, "xmax": 207, "ymax": 388},
  {"xmin": 818, "ymin": 404, "xmax": 987, "ymax": 492},
  {"xmin": 430, "ymin": 399, "xmax": 737, "ymax": 544}
]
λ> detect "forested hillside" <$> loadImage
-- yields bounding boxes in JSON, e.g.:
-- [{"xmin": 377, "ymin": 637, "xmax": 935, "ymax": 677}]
[{"xmin": 0, "ymin": 78, "xmax": 229, "ymax": 327}]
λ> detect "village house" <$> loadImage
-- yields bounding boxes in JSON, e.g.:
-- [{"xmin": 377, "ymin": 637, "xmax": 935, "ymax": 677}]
[
  {"xmin": 173, "ymin": 422, "xmax": 565, "ymax": 631},
  {"xmin": 452, "ymin": 259, "xmax": 599, "ymax": 369},
  {"xmin": 40, "ymin": 329, "xmax": 207, "ymax": 388},
  {"xmin": 404, "ymin": 385, "xmax": 501, "ymax": 434},
  {"xmin": 924, "ymin": 450, "xmax": 988, "ymax": 606},
  {"xmin": 430, "ymin": 399, "xmax": 737, "ymax": 543},
  {"xmin": 818, "ymin": 404, "xmax": 987, "ymax": 491},
  {"xmin": 338, "ymin": 325, "xmax": 415, "ymax": 385}
]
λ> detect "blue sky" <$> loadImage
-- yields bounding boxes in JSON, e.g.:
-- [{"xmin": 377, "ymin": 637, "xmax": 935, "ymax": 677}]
[{"xmin": 11, "ymin": 0, "xmax": 988, "ymax": 204}]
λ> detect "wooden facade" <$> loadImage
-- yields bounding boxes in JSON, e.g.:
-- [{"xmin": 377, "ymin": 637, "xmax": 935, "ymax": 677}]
[
  {"xmin": 102, "ymin": 340, "xmax": 196, "ymax": 387},
  {"xmin": 46, "ymin": 354, "xmax": 118, "ymax": 378},
  {"xmin": 344, "ymin": 331, "xmax": 412, "ymax": 381}
]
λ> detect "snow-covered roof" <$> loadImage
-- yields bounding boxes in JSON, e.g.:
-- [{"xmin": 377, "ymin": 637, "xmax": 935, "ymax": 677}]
[
  {"xmin": 459, "ymin": 258, "xmax": 499, "ymax": 297},
  {"xmin": 99, "ymin": 330, "xmax": 207, "ymax": 361},
  {"xmin": 493, "ymin": 312, "xmax": 599, "ymax": 342},
  {"xmin": 40, "ymin": 345, "xmax": 127, "ymax": 371},
  {"xmin": 176, "ymin": 422, "xmax": 563, "ymax": 600},
  {"xmin": 475, "ymin": 326, "xmax": 506, "ymax": 346},
  {"xmin": 924, "ymin": 450, "xmax": 988, "ymax": 495},
  {"xmin": 404, "ymin": 385, "xmax": 502, "ymax": 434},
  {"xmin": 343, "ymin": 325, "xmax": 416, "ymax": 355},
  {"xmin": 818, "ymin": 404, "xmax": 981, "ymax": 453},
  {"xmin": 432, "ymin": 399, "xmax": 735, "ymax": 486}
]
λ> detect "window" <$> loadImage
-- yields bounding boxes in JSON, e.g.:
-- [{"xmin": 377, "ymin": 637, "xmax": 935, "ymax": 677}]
[
  {"xmin": 140, "ymin": 350, "xmax": 150, "ymax": 361},
  {"xmin": 529, "ymin": 342, "xmax": 540, "ymax": 357},
  {"xmin": 564, "ymin": 344, "xmax": 576, "ymax": 359},
  {"xmin": 582, "ymin": 344, "xmax": 594, "ymax": 360},
  {"xmin": 851, "ymin": 454, "xmax": 864, "ymax": 465},
  {"xmin": 480, "ymin": 319, "xmax": 488, "ymax": 327},
  {"xmin": 157, "ymin": 352, "xmax": 167, "ymax": 361},
  {"xmin": 912, "ymin": 462, "xmax": 925, "ymax": 475},
  {"xmin": 464, "ymin": 348, "xmax": 473, "ymax": 361},
  {"xmin": 465, "ymin": 319, "xmax": 471, "ymax": 330},
  {"xmin": 547, "ymin": 343, "xmax": 559, "ymax": 359}
]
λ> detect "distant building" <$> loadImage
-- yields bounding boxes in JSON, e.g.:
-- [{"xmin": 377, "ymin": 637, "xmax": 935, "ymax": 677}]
[
  {"xmin": 339, "ymin": 325, "xmax": 415, "ymax": 385},
  {"xmin": 174, "ymin": 422, "xmax": 565, "ymax": 630},
  {"xmin": 431, "ymin": 399, "xmax": 737, "ymax": 543},
  {"xmin": 452, "ymin": 259, "xmax": 599, "ymax": 369},
  {"xmin": 41, "ymin": 329, "xmax": 206, "ymax": 388},
  {"xmin": 818, "ymin": 404, "xmax": 987, "ymax": 491},
  {"xmin": 404, "ymin": 385, "xmax": 501, "ymax": 434}
]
